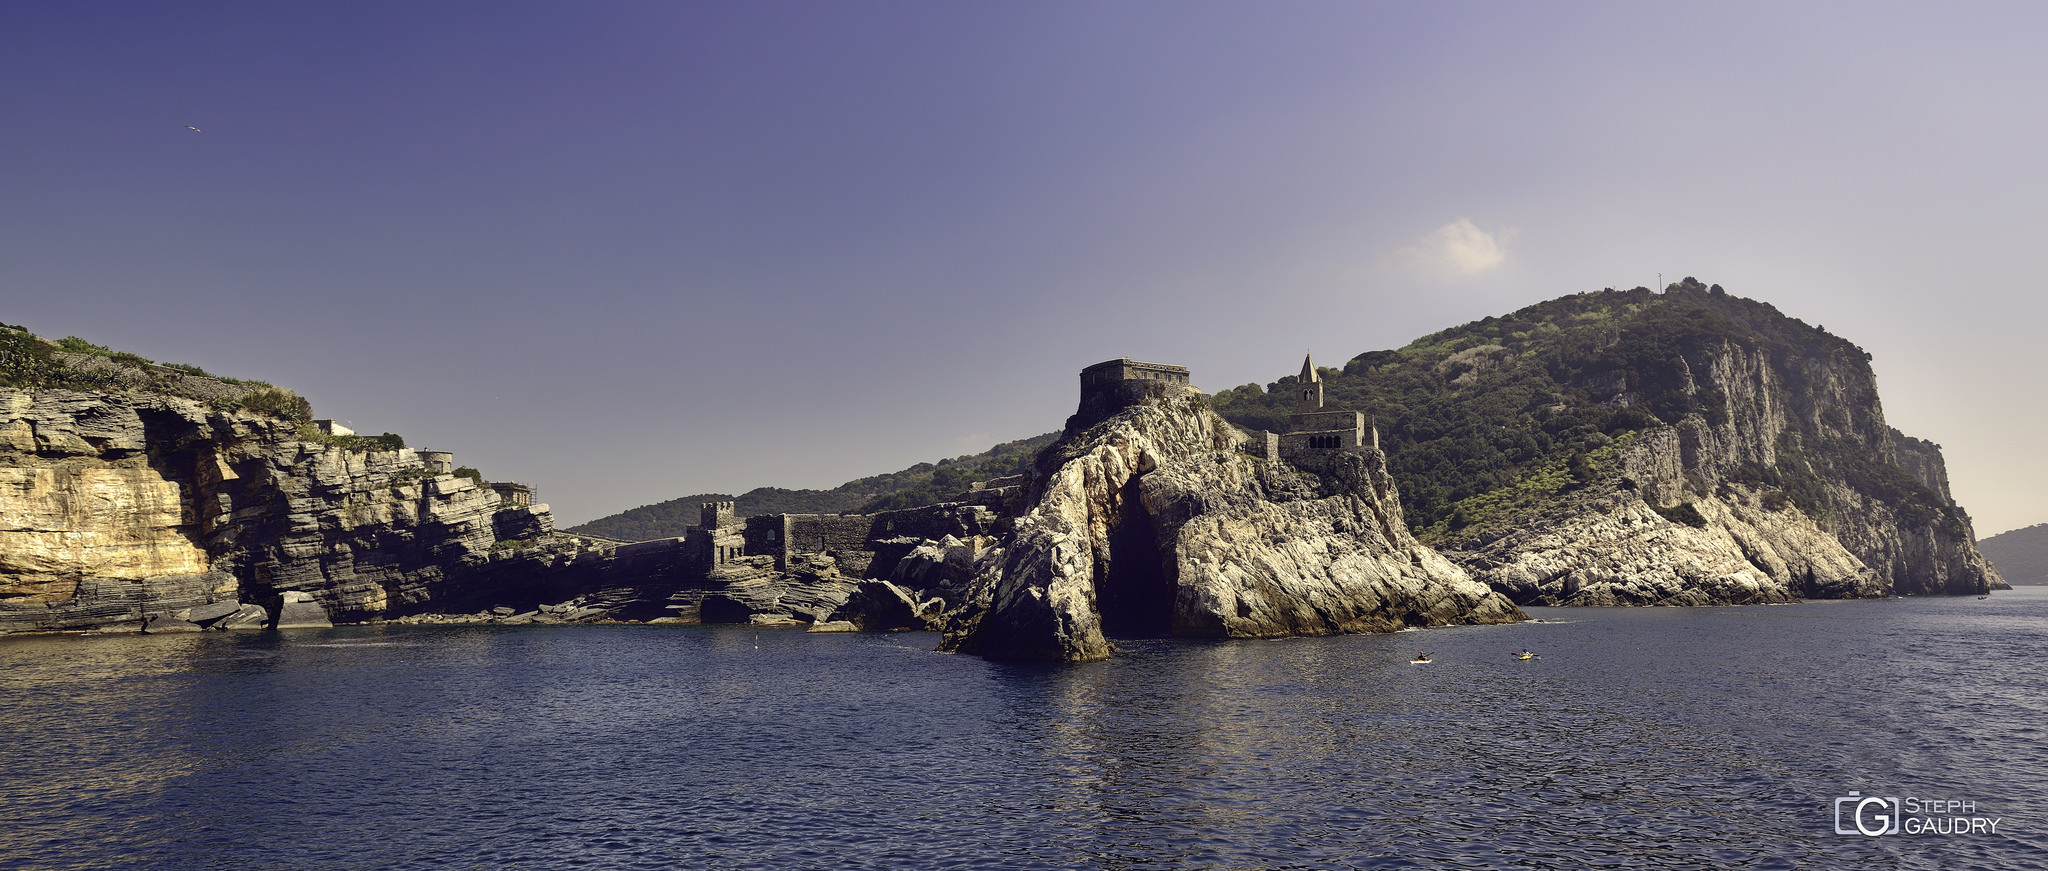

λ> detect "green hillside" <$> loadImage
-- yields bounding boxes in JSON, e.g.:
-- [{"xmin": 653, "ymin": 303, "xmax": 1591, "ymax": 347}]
[
  {"xmin": 1978, "ymin": 524, "xmax": 2048, "ymax": 585},
  {"xmin": 1210, "ymin": 279, "xmax": 1956, "ymax": 543},
  {"xmin": 567, "ymin": 432, "xmax": 1057, "ymax": 540}
]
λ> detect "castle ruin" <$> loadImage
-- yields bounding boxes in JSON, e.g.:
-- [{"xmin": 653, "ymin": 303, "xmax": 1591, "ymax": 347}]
[{"xmin": 647, "ymin": 353, "xmax": 1381, "ymax": 620}]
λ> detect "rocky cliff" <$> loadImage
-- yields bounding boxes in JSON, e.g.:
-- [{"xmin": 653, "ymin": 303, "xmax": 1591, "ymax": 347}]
[
  {"xmin": 0, "ymin": 386, "xmax": 675, "ymax": 634},
  {"xmin": 938, "ymin": 392, "xmax": 1524, "ymax": 662},
  {"xmin": 1214, "ymin": 281, "xmax": 2003, "ymax": 606},
  {"xmin": 1434, "ymin": 318, "xmax": 2001, "ymax": 605}
]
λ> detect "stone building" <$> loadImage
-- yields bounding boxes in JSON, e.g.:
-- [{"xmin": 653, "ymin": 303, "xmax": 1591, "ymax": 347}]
[
  {"xmin": 1277, "ymin": 354, "xmax": 1377, "ymax": 462},
  {"xmin": 678, "ymin": 494, "xmax": 1005, "ymax": 581},
  {"xmin": 684, "ymin": 501, "xmax": 747, "ymax": 574},
  {"xmin": 489, "ymin": 481, "xmax": 536, "ymax": 508},
  {"xmin": 1072, "ymin": 357, "xmax": 1199, "ymax": 429}
]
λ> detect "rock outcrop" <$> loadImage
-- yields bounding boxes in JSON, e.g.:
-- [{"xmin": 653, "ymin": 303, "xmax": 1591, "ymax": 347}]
[
  {"xmin": 1428, "ymin": 306, "xmax": 2002, "ymax": 605},
  {"xmin": 940, "ymin": 393, "xmax": 1524, "ymax": 662},
  {"xmin": 0, "ymin": 387, "xmax": 684, "ymax": 634}
]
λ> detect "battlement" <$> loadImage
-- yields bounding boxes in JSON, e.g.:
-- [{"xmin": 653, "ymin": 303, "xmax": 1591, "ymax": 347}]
[
  {"xmin": 1080, "ymin": 358, "xmax": 1190, "ymax": 387},
  {"xmin": 1073, "ymin": 358, "xmax": 1199, "ymax": 430},
  {"xmin": 699, "ymin": 501, "xmax": 739, "ymax": 529}
]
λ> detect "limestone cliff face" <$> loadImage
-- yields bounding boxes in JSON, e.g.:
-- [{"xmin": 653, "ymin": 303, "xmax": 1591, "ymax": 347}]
[
  {"xmin": 942, "ymin": 394, "xmax": 1524, "ymax": 662},
  {"xmin": 0, "ymin": 388, "xmax": 639, "ymax": 634},
  {"xmin": 1436, "ymin": 338, "xmax": 2001, "ymax": 605}
]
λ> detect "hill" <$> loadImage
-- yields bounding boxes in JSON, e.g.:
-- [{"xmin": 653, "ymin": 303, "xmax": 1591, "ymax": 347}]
[
  {"xmin": 566, "ymin": 432, "xmax": 1058, "ymax": 541},
  {"xmin": 1212, "ymin": 279, "xmax": 1997, "ymax": 600},
  {"xmin": 1978, "ymin": 524, "xmax": 2048, "ymax": 584}
]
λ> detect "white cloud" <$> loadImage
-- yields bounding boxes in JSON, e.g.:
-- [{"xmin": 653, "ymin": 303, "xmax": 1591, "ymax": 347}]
[{"xmin": 1394, "ymin": 218, "xmax": 1515, "ymax": 278}]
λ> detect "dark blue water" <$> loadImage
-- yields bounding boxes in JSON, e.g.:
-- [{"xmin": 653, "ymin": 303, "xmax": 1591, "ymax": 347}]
[{"xmin": 5, "ymin": 590, "xmax": 2046, "ymax": 870}]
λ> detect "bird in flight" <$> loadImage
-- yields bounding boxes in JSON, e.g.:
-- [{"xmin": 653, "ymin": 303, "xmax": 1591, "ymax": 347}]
[{"xmin": 185, "ymin": 125, "xmax": 201, "ymax": 132}]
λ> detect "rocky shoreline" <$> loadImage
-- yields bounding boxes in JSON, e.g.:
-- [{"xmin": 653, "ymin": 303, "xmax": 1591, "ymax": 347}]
[{"xmin": 0, "ymin": 307, "xmax": 2008, "ymax": 661}]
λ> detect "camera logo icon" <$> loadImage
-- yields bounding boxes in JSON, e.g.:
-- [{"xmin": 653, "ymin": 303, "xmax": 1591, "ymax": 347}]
[{"xmin": 1835, "ymin": 792, "xmax": 1902, "ymax": 836}]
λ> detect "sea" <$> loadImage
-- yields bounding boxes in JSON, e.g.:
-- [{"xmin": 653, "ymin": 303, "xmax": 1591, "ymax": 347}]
[{"xmin": 4, "ymin": 588, "xmax": 2045, "ymax": 870}]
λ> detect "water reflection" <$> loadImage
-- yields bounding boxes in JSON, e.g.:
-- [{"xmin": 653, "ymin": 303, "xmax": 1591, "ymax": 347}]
[{"xmin": 3, "ymin": 595, "xmax": 2047, "ymax": 869}]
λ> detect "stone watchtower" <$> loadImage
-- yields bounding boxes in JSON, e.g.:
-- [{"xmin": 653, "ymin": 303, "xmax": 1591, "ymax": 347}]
[
  {"xmin": 686, "ymin": 501, "xmax": 746, "ymax": 573},
  {"xmin": 1278, "ymin": 353, "xmax": 1376, "ymax": 460},
  {"xmin": 1070, "ymin": 357, "xmax": 1198, "ymax": 430}
]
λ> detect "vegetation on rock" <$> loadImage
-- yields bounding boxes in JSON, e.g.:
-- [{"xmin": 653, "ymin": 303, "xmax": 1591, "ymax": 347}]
[
  {"xmin": 1208, "ymin": 280, "xmax": 1963, "ymax": 542},
  {"xmin": 1, "ymin": 322, "xmax": 319, "ymax": 423}
]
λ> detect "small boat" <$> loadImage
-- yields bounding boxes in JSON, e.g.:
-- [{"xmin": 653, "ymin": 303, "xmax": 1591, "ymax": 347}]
[
  {"xmin": 1515, "ymin": 652, "xmax": 1539, "ymax": 661},
  {"xmin": 1410, "ymin": 654, "xmax": 1433, "ymax": 664}
]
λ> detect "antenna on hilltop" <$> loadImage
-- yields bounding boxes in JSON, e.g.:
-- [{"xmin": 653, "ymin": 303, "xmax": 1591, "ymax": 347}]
[{"xmin": 1657, "ymin": 273, "xmax": 1662, "ymax": 293}]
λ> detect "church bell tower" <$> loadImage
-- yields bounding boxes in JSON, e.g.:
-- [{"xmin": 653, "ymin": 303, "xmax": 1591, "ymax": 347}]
[{"xmin": 1296, "ymin": 353, "xmax": 1323, "ymax": 413}]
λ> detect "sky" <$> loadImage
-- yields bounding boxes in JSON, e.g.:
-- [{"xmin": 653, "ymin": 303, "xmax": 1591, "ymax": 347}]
[{"xmin": 3, "ymin": 2, "xmax": 2044, "ymax": 535}]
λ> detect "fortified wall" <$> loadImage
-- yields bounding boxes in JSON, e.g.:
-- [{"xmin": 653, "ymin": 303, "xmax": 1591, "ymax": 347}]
[{"xmin": 679, "ymin": 487, "xmax": 1014, "ymax": 582}]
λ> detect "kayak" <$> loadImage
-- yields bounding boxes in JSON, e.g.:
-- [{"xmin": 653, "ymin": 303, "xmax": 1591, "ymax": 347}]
[
  {"xmin": 1409, "ymin": 658, "xmax": 1433, "ymax": 664},
  {"xmin": 1515, "ymin": 653, "xmax": 1539, "ymax": 660}
]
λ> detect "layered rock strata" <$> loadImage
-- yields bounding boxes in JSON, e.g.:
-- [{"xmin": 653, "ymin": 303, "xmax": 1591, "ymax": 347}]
[{"xmin": 0, "ymin": 388, "xmax": 683, "ymax": 634}]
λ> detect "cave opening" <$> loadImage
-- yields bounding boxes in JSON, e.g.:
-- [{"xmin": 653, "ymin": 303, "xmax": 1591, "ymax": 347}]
[{"xmin": 1096, "ymin": 479, "xmax": 1173, "ymax": 638}]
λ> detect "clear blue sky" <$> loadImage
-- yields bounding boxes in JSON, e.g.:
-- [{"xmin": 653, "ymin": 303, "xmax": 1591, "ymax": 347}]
[{"xmin": 5, "ymin": 2, "xmax": 2043, "ymax": 535}]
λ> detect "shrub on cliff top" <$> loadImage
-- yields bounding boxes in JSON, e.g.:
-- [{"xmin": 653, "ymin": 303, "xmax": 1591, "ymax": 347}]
[
  {"xmin": 0, "ymin": 327, "xmax": 59, "ymax": 388},
  {"xmin": 55, "ymin": 336, "xmax": 110, "ymax": 355},
  {"xmin": 294, "ymin": 424, "xmax": 408, "ymax": 454},
  {"xmin": 238, "ymin": 387, "xmax": 314, "ymax": 423}
]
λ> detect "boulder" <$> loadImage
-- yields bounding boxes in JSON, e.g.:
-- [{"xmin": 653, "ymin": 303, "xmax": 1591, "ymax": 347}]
[
  {"xmin": 180, "ymin": 600, "xmax": 244, "ymax": 626},
  {"xmin": 213, "ymin": 604, "xmax": 270, "ymax": 630},
  {"xmin": 274, "ymin": 593, "xmax": 333, "ymax": 630},
  {"xmin": 142, "ymin": 614, "xmax": 203, "ymax": 634},
  {"xmin": 836, "ymin": 580, "xmax": 940, "ymax": 632}
]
